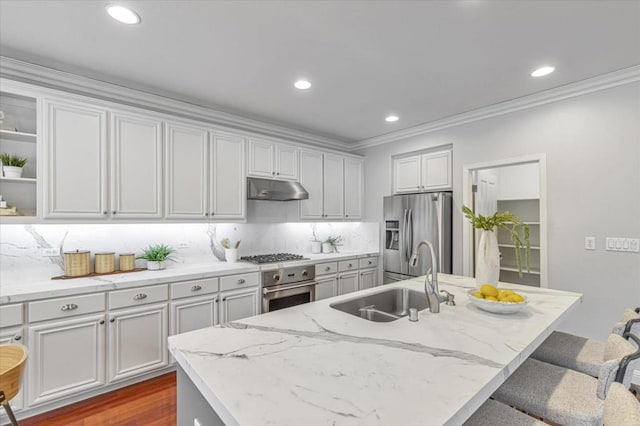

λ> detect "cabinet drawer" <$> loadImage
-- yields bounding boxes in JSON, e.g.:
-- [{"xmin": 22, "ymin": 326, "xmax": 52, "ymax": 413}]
[
  {"xmin": 315, "ymin": 262, "xmax": 338, "ymax": 276},
  {"xmin": 359, "ymin": 257, "xmax": 378, "ymax": 269},
  {"xmin": 109, "ymin": 285, "xmax": 168, "ymax": 310},
  {"xmin": 29, "ymin": 294, "xmax": 105, "ymax": 323},
  {"xmin": 220, "ymin": 272, "xmax": 259, "ymax": 292},
  {"xmin": 338, "ymin": 259, "xmax": 358, "ymax": 272},
  {"xmin": 171, "ymin": 278, "xmax": 219, "ymax": 299},
  {"xmin": 0, "ymin": 304, "xmax": 23, "ymax": 327}
]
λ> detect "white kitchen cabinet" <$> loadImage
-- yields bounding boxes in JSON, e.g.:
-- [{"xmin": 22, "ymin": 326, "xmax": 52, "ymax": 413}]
[
  {"xmin": 299, "ymin": 150, "xmax": 324, "ymax": 219},
  {"xmin": 27, "ymin": 314, "xmax": 106, "ymax": 406},
  {"xmin": 247, "ymin": 139, "xmax": 298, "ymax": 180},
  {"xmin": 359, "ymin": 269, "xmax": 378, "ymax": 290},
  {"xmin": 343, "ymin": 157, "xmax": 363, "ymax": 220},
  {"xmin": 315, "ymin": 275, "xmax": 337, "ymax": 301},
  {"xmin": 107, "ymin": 303, "xmax": 168, "ymax": 383},
  {"xmin": 110, "ymin": 110, "xmax": 163, "ymax": 219},
  {"xmin": 43, "ymin": 98, "xmax": 108, "ymax": 218},
  {"xmin": 165, "ymin": 122, "xmax": 209, "ymax": 219},
  {"xmin": 220, "ymin": 287, "xmax": 260, "ymax": 323},
  {"xmin": 337, "ymin": 272, "xmax": 359, "ymax": 296},
  {"xmin": 323, "ymin": 154, "xmax": 344, "ymax": 219},
  {"xmin": 394, "ymin": 149, "xmax": 452, "ymax": 194},
  {"xmin": 210, "ymin": 132, "xmax": 245, "ymax": 219},
  {"xmin": 170, "ymin": 295, "xmax": 219, "ymax": 336}
]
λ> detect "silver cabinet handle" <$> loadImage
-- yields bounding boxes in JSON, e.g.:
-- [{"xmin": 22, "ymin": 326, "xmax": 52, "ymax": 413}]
[
  {"xmin": 324, "ymin": 267, "xmax": 331, "ymax": 271},
  {"xmin": 191, "ymin": 285, "xmax": 202, "ymax": 291},
  {"xmin": 13, "ymin": 335, "xmax": 21, "ymax": 341},
  {"xmin": 112, "ymin": 211, "xmax": 116, "ymax": 215},
  {"xmin": 61, "ymin": 303, "xmax": 78, "ymax": 311},
  {"xmin": 133, "ymin": 293, "xmax": 147, "ymax": 300},
  {"xmin": 368, "ymin": 261, "xmax": 372, "ymax": 265},
  {"xmin": 103, "ymin": 211, "xmax": 107, "ymax": 215},
  {"xmin": 237, "ymin": 279, "xmax": 246, "ymax": 284},
  {"xmin": 348, "ymin": 263, "xmax": 353, "ymax": 268},
  {"xmin": 99, "ymin": 320, "xmax": 105, "ymax": 325}
]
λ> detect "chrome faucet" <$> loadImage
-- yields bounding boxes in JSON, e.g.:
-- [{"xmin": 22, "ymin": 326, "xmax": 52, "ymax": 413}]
[{"xmin": 409, "ymin": 240, "xmax": 455, "ymax": 313}]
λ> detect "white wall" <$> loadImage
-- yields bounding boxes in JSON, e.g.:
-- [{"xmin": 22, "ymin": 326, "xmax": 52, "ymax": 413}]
[{"xmin": 356, "ymin": 82, "xmax": 640, "ymax": 341}]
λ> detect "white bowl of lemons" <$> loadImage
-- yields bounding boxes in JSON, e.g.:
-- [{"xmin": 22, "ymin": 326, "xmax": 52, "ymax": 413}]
[{"xmin": 467, "ymin": 284, "xmax": 528, "ymax": 314}]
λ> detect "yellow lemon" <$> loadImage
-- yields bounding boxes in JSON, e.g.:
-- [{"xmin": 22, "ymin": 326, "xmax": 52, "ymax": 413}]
[
  {"xmin": 497, "ymin": 290, "xmax": 511, "ymax": 301},
  {"xmin": 485, "ymin": 296, "xmax": 499, "ymax": 301},
  {"xmin": 510, "ymin": 293, "xmax": 525, "ymax": 303},
  {"xmin": 473, "ymin": 291, "xmax": 484, "ymax": 299},
  {"xmin": 480, "ymin": 284, "xmax": 499, "ymax": 298},
  {"xmin": 501, "ymin": 290, "xmax": 515, "ymax": 296}
]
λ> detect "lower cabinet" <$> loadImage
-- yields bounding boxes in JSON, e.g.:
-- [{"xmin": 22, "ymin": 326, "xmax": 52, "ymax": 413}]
[
  {"xmin": 315, "ymin": 275, "xmax": 338, "ymax": 301},
  {"xmin": 107, "ymin": 303, "xmax": 169, "ymax": 383},
  {"xmin": 1, "ymin": 326, "xmax": 25, "ymax": 411},
  {"xmin": 220, "ymin": 287, "xmax": 260, "ymax": 323},
  {"xmin": 170, "ymin": 295, "xmax": 219, "ymax": 336},
  {"xmin": 27, "ymin": 314, "xmax": 106, "ymax": 406},
  {"xmin": 359, "ymin": 268, "xmax": 378, "ymax": 290},
  {"xmin": 338, "ymin": 272, "xmax": 359, "ymax": 296}
]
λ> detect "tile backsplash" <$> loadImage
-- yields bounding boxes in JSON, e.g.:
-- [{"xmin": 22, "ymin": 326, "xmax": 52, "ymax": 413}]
[{"xmin": 0, "ymin": 222, "xmax": 379, "ymax": 284}]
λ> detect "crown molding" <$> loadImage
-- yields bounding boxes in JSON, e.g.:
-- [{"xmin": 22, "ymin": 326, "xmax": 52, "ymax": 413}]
[
  {"xmin": 350, "ymin": 65, "xmax": 640, "ymax": 151},
  {"xmin": 0, "ymin": 56, "xmax": 349, "ymax": 150}
]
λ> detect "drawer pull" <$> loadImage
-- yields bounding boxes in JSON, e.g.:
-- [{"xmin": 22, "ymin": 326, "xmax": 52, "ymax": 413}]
[
  {"xmin": 325, "ymin": 267, "xmax": 331, "ymax": 271},
  {"xmin": 368, "ymin": 261, "xmax": 372, "ymax": 265},
  {"xmin": 191, "ymin": 285, "xmax": 202, "ymax": 292},
  {"xmin": 348, "ymin": 263, "xmax": 353, "ymax": 268},
  {"xmin": 133, "ymin": 293, "xmax": 148, "ymax": 301},
  {"xmin": 61, "ymin": 303, "xmax": 78, "ymax": 311},
  {"xmin": 237, "ymin": 279, "xmax": 246, "ymax": 284},
  {"xmin": 110, "ymin": 318, "xmax": 115, "ymax": 323},
  {"xmin": 99, "ymin": 320, "xmax": 105, "ymax": 325},
  {"xmin": 13, "ymin": 335, "xmax": 21, "ymax": 341}
]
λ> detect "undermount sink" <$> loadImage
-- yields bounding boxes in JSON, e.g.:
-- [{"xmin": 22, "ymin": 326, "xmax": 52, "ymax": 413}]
[{"xmin": 330, "ymin": 288, "xmax": 428, "ymax": 322}]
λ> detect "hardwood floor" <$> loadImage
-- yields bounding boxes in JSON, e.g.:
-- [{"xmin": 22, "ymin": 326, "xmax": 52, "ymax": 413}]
[{"xmin": 21, "ymin": 373, "xmax": 176, "ymax": 426}]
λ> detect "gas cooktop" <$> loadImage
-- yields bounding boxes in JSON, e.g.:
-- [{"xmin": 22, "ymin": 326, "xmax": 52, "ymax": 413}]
[{"xmin": 240, "ymin": 253, "xmax": 308, "ymax": 264}]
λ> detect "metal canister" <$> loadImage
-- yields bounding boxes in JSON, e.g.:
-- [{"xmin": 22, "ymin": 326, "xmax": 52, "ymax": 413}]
[{"xmin": 64, "ymin": 250, "xmax": 91, "ymax": 277}]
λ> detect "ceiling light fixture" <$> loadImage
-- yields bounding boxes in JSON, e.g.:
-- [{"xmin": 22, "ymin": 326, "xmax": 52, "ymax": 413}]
[
  {"xmin": 106, "ymin": 4, "xmax": 141, "ymax": 24},
  {"xmin": 531, "ymin": 66, "xmax": 555, "ymax": 77},
  {"xmin": 385, "ymin": 115, "xmax": 399, "ymax": 122},
  {"xmin": 294, "ymin": 80, "xmax": 312, "ymax": 90}
]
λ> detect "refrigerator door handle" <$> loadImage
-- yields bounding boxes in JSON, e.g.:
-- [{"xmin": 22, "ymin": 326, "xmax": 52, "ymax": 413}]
[
  {"xmin": 433, "ymin": 193, "xmax": 444, "ymax": 272},
  {"xmin": 408, "ymin": 208, "xmax": 414, "ymax": 262},
  {"xmin": 403, "ymin": 208, "xmax": 409, "ymax": 262}
]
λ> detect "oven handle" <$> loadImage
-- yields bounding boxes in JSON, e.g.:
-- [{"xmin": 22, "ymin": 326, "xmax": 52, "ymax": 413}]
[{"xmin": 263, "ymin": 282, "xmax": 317, "ymax": 295}]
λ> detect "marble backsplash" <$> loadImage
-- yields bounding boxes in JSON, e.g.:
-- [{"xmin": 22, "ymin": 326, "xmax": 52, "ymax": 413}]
[{"xmin": 0, "ymin": 222, "xmax": 379, "ymax": 284}]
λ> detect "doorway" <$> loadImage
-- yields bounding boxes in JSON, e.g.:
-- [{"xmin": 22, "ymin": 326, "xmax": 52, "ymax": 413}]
[{"xmin": 462, "ymin": 154, "xmax": 547, "ymax": 288}]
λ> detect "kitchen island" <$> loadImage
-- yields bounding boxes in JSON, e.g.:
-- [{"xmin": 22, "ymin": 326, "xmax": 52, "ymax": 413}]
[{"xmin": 169, "ymin": 274, "xmax": 582, "ymax": 426}]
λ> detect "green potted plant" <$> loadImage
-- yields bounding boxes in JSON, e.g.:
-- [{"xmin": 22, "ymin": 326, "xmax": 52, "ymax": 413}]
[
  {"xmin": 462, "ymin": 206, "xmax": 530, "ymax": 286},
  {"xmin": 323, "ymin": 235, "xmax": 343, "ymax": 253},
  {"xmin": 137, "ymin": 244, "xmax": 176, "ymax": 270},
  {"xmin": 0, "ymin": 153, "xmax": 27, "ymax": 179}
]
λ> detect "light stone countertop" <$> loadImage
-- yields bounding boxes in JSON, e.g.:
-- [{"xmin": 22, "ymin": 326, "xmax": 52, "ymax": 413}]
[
  {"xmin": 0, "ymin": 251, "xmax": 378, "ymax": 304},
  {"xmin": 169, "ymin": 274, "xmax": 582, "ymax": 426}
]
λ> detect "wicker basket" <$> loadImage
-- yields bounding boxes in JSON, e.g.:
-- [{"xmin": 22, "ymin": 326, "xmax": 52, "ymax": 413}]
[
  {"xmin": 95, "ymin": 252, "xmax": 115, "ymax": 274},
  {"xmin": 63, "ymin": 250, "xmax": 91, "ymax": 276},
  {"xmin": 119, "ymin": 253, "xmax": 136, "ymax": 271},
  {"xmin": 0, "ymin": 344, "xmax": 28, "ymax": 403}
]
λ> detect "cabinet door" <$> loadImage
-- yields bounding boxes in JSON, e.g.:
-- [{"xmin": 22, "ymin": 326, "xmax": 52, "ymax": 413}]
[
  {"xmin": 108, "ymin": 303, "xmax": 168, "ymax": 383},
  {"xmin": 315, "ymin": 276, "xmax": 337, "ymax": 301},
  {"xmin": 170, "ymin": 296, "xmax": 218, "ymax": 336},
  {"xmin": 0, "ymin": 327, "xmax": 25, "ymax": 411},
  {"xmin": 44, "ymin": 99, "xmax": 107, "ymax": 218},
  {"xmin": 111, "ymin": 111, "xmax": 163, "ymax": 218},
  {"xmin": 421, "ymin": 150, "xmax": 452, "ymax": 191},
  {"xmin": 359, "ymin": 269, "xmax": 378, "ymax": 290},
  {"xmin": 275, "ymin": 144, "xmax": 299, "ymax": 180},
  {"xmin": 394, "ymin": 155, "xmax": 422, "ymax": 194},
  {"xmin": 28, "ymin": 314, "xmax": 106, "ymax": 406},
  {"xmin": 299, "ymin": 150, "xmax": 324, "ymax": 219},
  {"xmin": 338, "ymin": 273, "xmax": 359, "ymax": 296},
  {"xmin": 344, "ymin": 158, "xmax": 363, "ymax": 220},
  {"xmin": 220, "ymin": 287, "xmax": 260, "ymax": 323},
  {"xmin": 165, "ymin": 122, "xmax": 209, "ymax": 219},
  {"xmin": 247, "ymin": 139, "xmax": 274, "ymax": 178},
  {"xmin": 211, "ymin": 132, "xmax": 245, "ymax": 219},
  {"xmin": 323, "ymin": 154, "xmax": 344, "ymax": 219}
]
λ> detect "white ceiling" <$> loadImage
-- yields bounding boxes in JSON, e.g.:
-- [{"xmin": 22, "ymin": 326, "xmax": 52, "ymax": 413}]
[{"xmin": 1, "ymin": 0, "xmax": 639, "ymax": 144}]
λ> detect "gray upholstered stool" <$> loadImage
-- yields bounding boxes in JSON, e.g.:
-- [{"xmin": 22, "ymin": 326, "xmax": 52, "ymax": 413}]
[
  {"xmin": 492, "ymin": 334, "xmax": 639, "ymax": 426},
  {"xmin": 531, "ymin": 308, "xmax": 640, "ymax": 377},
  {"xmin": 463, "ymin": 399, "xmax": 544, "ymax": 425}
]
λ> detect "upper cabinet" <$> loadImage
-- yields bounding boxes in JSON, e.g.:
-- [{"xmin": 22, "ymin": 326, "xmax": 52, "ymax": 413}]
[
  {"xmin": 247, "ymin": 139, "xmax": 298, "ymax": 181},
  {"xmin": 393, "ymin": 149, "xmax": 452, "ymax": 194},
  {"xmin": 210, "ymin": 132, "xmax": 245, "ymax": 219},
  {"xmin": 343, "ymin": 157, "xmax": 363, "ymax": 220},
  {"xmin": 323, "ymin": 154, "xmax": 344, "ymax": 219},
  {"xmin": 299, "ymin": 150, "xmax": 324, "ymax": 218}
]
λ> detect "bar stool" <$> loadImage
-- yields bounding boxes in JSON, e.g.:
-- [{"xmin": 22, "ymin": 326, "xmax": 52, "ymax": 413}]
[
  {"xmin": 531, "ymin": 307, "xmax": 640, "ymax": 377},
  {"xmin": 491, "ymin": 333, "xmax": 640, "ymax": 426},
  {"xmin": 0, "ymin": 344, "xmax": 27, "ymax": 426}
]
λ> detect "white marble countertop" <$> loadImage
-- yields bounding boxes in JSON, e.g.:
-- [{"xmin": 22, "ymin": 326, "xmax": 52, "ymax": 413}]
[
  {"xmin": 169, "ymin": 274, "xmax": 582, "ymax": 426},
  {"xmin": 0, "ymin": 251, "xmax": 378, "ymax": 304}
]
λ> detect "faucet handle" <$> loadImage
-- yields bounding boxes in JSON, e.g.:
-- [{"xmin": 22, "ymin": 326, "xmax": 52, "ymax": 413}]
[{"xmin": 440, "ymin": 290, "xmax": 456, "ymax": 306}]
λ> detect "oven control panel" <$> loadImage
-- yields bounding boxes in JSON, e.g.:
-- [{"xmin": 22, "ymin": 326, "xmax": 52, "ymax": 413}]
[{"xmin": 263, "ymin": 265, "xmax": 316, "ymax": 287}]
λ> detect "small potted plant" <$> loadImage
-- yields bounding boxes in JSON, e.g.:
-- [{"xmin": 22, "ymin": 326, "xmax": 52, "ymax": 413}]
[
  {"xmin": 323, "ymin": 235, "xmax": 343, "ymax": 253},
  {"xmin": 137, "ymin": 244, "xmax": 175, "ymax": 270},
  {"xmin": 0, "ymin": 153, "xmax": 27, "ymax": 178}
]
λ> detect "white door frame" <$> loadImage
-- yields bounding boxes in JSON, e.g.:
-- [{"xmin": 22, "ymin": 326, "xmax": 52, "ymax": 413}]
[{"xmin": 461, "ymin": 153, "xmax": 548, "ymax": 287}]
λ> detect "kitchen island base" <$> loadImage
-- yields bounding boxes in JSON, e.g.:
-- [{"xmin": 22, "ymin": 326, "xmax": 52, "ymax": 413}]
[{"xmin": 177, "ymin": 366, "xmax": 225, "ymax": 426}]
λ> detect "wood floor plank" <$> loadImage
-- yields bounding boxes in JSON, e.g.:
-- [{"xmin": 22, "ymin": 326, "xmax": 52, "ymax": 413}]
[{"xmin": 20, "ymin": 373, "xmax": 176, "ymax": 426}]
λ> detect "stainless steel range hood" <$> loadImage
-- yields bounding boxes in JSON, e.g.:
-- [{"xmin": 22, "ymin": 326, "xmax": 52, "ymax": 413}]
[{"xmin": 247, "ymin": 177, "xmax": 309, "ymax": 201}]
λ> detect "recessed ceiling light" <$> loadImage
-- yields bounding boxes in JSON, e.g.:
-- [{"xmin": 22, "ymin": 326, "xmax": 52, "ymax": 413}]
[
  {"xmin": 294, "ymin": 80, "xmax": 312, "ymax": 90},
  {"xmin": 531, "ymin": 66, "xmax": 555, "ymax": 77},
  {"xmin": 106, "ymin": 4, "xmax": 141, "ymax": 24},
  {"xmin": 385, "ymin": 115, "xmax": 399, "ymax": 122}
]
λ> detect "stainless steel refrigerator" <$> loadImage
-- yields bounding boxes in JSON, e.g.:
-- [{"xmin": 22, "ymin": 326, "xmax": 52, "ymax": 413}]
[{"xmin": 383, "ymin": 192, "xmax": 452, "ymax": 283}]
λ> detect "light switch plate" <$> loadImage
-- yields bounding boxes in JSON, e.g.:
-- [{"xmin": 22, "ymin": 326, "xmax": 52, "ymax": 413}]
[
  {"xmin": 606, "ymin": 237, "xmax": 640, "ymax": 252},
  {"xmin": 42, "ymin": 247, "xmax": 60, "ymax": 257},
  {"xmin": 584, "ymin": 237, "xmax": 595, "ymax": 250},
  {"xmin": 177, "ymin": 241, "xmax": 189, "ymax": 249}
]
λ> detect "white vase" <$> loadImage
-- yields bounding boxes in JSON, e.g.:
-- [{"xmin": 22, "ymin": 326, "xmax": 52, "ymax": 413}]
[
  {"xmin": 146, "ymin": 260, "xmax": 165, "ymax": 270},
  {"xmin": 225, "ymin": 248, "xmax": 238, "ymax": 263},
  {"xmin": 321, "ymin": 242, "xmax": 333, "ymax": 253},
  {"xmin": 476, "ymin": 230, "xmax": 500, "ymax": 287},
  {"xmin": 311, "ymin": 241, "xmax": 322, "ymax": 254},
  {"xmin": 3, "ymin": 166, "xmax": 23, "ymax": 179}
]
